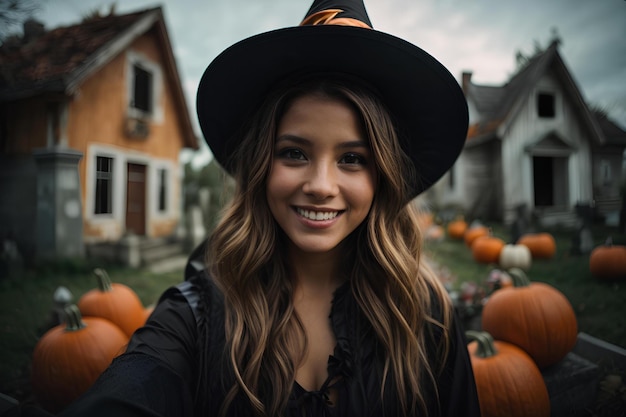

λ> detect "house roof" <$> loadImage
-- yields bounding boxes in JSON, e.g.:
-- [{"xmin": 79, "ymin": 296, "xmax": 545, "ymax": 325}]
[
  {"xmin": 593, "ymin": 110, "xmax": 626, "ymax": 146},
  {"xmin": 0, "ymin": 7, "xmax": 198, "ymax": 149},
  {"xmin": 464, "ymin": 40, "xmax": 605, "ymax": 148}
]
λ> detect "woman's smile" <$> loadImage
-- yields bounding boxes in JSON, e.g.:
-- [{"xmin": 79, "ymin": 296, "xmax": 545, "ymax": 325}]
[{"xmin": 295, "ymin": 207, "xmax": 341, "ymax": 221}]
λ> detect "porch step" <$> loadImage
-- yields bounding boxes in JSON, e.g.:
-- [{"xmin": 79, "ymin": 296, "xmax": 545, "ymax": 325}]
[
  {"xmin": 535, "ymin": 209, "xmax": 579, "ymax": 229},
  {"xmin": 139, "ymin": 238, "xmax": 185, "ymax": 266},
  {"xmin": 594, "ymin": 198, "xmax": 621, "ymax": 215}
]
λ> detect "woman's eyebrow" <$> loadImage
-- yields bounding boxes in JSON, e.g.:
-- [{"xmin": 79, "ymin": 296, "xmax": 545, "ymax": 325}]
[
  {"xmin": 337, "ymin": 140, "xmax": 368, "ymax": 149},
  {"xmin": 276, "ymin": 135, "xmax": 367, "ymax": 149},
  {"xmin": 275, "ymin": 134, "xmax": 310, "ymax": 145}
]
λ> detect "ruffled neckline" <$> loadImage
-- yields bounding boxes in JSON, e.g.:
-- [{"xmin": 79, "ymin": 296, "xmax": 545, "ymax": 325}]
[{"xmin": 286, "ymin": 281, "xmax": 353, "ymax": 415}]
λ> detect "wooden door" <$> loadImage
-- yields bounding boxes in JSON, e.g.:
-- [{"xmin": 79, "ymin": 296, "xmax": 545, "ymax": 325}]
[{"xmin": 126, "ymin": 163, "xmax": 146, "ymax": 235}]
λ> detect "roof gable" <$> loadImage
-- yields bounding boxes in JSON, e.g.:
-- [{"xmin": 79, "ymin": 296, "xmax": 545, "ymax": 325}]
[
  {"xmin": 0, "ymin": 8, "xmax": 197, "ymax": 149},
  {"xmin": 464, "ymin": 40, "xmax": 604, "ymax": 146}
]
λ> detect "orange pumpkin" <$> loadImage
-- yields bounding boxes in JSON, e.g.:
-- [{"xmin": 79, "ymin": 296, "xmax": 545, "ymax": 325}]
[
  {"xmin": 31, "ymin": 304, "xmax": 128, "ymax": 413},
  {"xmin": 464, "ymin": 225, "xmax": 490, "ymax": 247},
  {"xmin": 467, "ymin": 330, "xmax": 551, "ymax": 417},
  {"xmin": 517, "ymin": 232, "xmax": 556, "ymax": 259},
  {"xmin": 481, "ymin": 268, "xmax": 577, "ymax": 369},
  {"xmin": 589, "ymin": 237, "xmax": 626, "ymax": 280},
  {"xmin": 471, "ymin": 235, "xmax": 505, "ymax": 264},
  {"xmin": 447, "ymin": 217, "xmax": 468, "ymax": 240},
  {"xmin": 424, "ymin": 224, "xmax": 445, "ymax": 241},
  {"xmin": 77, "ymin": 268, "xmax": 146, "ymax": 338}
]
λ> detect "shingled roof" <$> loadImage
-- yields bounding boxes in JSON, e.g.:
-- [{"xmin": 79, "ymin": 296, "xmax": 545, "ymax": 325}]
[
  {"xmin": 464, "ymin": 40, "xmax": 605, "ymax": 147},
  {"xmin": 0, "ymin": 7, "xmax": 198, "ymax": 149}
]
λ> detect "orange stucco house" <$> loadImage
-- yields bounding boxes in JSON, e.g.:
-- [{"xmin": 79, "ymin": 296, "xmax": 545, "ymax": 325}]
[{"xmin": 0, "ymin": 7, "xmax": 198, "ymax": 262}]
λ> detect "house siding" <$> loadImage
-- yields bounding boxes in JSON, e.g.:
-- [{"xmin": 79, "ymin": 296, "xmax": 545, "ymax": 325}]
[
  {"xmin": 420, "ymin": 156, "xmax": 467, "ymax": 213},
  {"xmin": 464, "ymin": 140, "xmax": 503, "ymax": 221},
  {"xmin": 501, "ymin": 92, "xmax": 535, "ymax": 224}
]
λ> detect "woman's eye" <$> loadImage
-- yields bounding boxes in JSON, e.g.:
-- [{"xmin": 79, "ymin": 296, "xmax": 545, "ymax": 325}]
[
  {"xmin": 340, "ymin": 153, "xmax": 366, "ymax": 165},
  {"xmin": 278, "ymin": 148, "xmax": 306, "ymax": 160}
]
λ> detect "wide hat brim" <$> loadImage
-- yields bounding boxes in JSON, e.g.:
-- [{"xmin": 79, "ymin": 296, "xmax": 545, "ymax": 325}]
[{"xmin": 197, "ymin": 24, "xmax": 468, "ymax": 198}]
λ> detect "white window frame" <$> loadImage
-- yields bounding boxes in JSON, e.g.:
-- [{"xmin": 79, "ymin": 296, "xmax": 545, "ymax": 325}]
[
  {"xmin": 94, "ymin": 155, "xmax": 115, "ymax": 215},
  {"xmin": 150, "ymin": 161, "xmax": 175, "ymax": 219},
  {"xmin": 86, "ymin": 145, "xmax": 126, "ymax": 224},
  {"xmin": 126, "ymin": 50, "xmax": 164, "ymax": 123}
]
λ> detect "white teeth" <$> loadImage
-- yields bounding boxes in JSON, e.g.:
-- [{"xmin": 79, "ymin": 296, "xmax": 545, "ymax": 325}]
[{"xmin": 297, "ymin": 208, "xmax": 339, "ymax": 221}]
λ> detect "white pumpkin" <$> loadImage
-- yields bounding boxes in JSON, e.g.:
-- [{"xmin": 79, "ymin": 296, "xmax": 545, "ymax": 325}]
[{"xmin": 498, "ymin": 244, "xmax": 532, "ymax": 271}]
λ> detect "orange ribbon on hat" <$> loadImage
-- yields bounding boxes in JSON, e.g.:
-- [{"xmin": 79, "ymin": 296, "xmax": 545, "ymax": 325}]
[{"xmin": 300, "ymin": 9, "xmax": 372, "ymax": 28}]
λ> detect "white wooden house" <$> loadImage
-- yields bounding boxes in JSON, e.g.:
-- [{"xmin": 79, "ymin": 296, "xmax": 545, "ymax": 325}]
[{"xmin": 424, "ymin": 40, "xmax": 626, "ymax": 228}]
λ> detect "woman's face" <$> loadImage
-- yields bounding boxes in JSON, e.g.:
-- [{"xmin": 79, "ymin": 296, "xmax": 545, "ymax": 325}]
[{"xmin": 266, "ymin": 93, "xmax": 376, "ymax": 255}]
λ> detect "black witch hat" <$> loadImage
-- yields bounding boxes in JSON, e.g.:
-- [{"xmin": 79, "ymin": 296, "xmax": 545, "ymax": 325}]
[{"xmin": 197, "ymin": 0, "xmax": 468, "ymax": 198}]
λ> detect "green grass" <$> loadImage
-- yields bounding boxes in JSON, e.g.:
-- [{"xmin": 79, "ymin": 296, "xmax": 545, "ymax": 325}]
[
  {"xmin": 424, "ymin": 222, "xmax": 626, "ymax": 349},
  {"xmin": 0, "ymin": 259, "xmax": 183, "ymax": 403}
]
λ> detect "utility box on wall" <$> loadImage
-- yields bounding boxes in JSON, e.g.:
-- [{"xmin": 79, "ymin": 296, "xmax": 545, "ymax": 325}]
[{"xmin": 33, "ymin": 147, "xmax": 84, "ymax": 260}]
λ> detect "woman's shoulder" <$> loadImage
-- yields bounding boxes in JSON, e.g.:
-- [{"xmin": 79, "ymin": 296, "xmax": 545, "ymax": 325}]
[{"xmin": 158, "ymin": 271, "xmax": 225, "ymax": 327}]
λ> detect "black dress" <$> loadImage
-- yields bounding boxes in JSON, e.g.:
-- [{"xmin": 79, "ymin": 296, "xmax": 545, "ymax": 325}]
[{"xmin": 57, "ymin": 273, "xmax": 480, "ymax": 417}]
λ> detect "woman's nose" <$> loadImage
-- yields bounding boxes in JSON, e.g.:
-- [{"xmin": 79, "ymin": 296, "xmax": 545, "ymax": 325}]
[{"xmin": 302, "ymin": 163, "xmax": 339, "ymax": 199}]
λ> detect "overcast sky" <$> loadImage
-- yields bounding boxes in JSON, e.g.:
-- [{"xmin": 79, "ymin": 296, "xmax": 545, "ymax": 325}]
[{"xmin": 33, "ymin": 0, "xmax": 626, "ymax": 166}]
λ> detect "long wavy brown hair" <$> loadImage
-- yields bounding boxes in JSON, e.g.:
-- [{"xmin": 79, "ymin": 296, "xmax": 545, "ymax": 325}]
[{"xmin": 207, "ymin": 77, "xmax": 453, "ymax": 416}]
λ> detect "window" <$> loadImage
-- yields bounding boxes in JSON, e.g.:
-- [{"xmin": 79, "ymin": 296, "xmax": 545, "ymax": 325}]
[
  {"xmin": 132, "ymin": 64, "xmax": 153, "ymax": 115},
  {"xmin": 448, "ymin": 165, "xmax": 455, "ymax": 189},
  {"xmin": 600, "ymin": 160, "xmax": 612, "ymax": 185},
  {"xmin": 95, "ymin": 156, "xmax": 113, "ymax": 214},
  {"xmin": 158, "ymin": 168, "xmax": 168, "ymax": 212},
  {"xmin": 537, "ymin": 93, "xmax": 555, "ymax": 118}
]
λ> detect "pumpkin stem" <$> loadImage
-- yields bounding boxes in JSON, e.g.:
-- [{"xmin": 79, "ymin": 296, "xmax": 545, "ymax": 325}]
[
  {"xmin": 507, "ymin": 267, "xmax": 531, "ymax": 287},
  {"xmin": 93, "ymin": 268, "xmax": 113, "ymax": 292},
  {"xmin": 63, "ymin": 304, "xmax": 87, "ymax": 332},
  {"xmin": 466, "ymin": 330, "xmax": 498, "ymax": 358},
  {"xmin": 605, "ymin": 236, "xmax": 613, "ymax": 246}
]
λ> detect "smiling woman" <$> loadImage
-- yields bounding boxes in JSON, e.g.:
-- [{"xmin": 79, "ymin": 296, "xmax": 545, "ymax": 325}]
[{"xmin": 52, "ymin": 1, "xmax": 479, "ymax": 416}]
